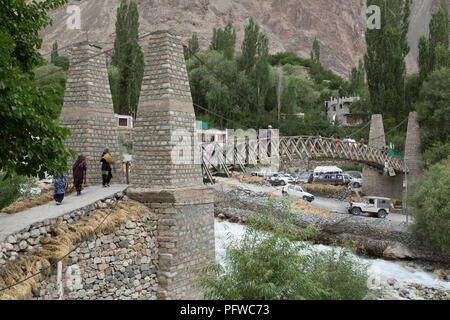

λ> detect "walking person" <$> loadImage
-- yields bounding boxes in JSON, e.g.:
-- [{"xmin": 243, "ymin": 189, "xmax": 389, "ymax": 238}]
[
  {"xmin": 101, "ymin": 147, "xmax": 114, "ymax": 187},
  {"xmin": 359, "ymin": 137, "xmax": 365, "ymax": 149},
  {"xmin": 73, "ymin": 155, "xmax": 87, "ymax": 196},
  {"xmin": 53, "ymin": 172, "xmax": 67, "ymax": 205}
]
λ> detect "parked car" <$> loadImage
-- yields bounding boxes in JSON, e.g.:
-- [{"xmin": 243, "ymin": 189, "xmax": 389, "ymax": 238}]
[
  {"xmin": 251, "ymin": 170, "xmax": 273, "ymax": 178},
  {"xmin": 282, "ymin": 184, "xmax": 315, "ymax": 202},
  {"xmin": 295, "ymin": 172, "xmax": 314, "ymax": 184},
  {"xmin": 268, "ymin": 173, "xmax": 294, "ymax": 186},
  {"xmin": 344, "ymin": 171, "xmax": 363, "ymax": 188},
  {"xmin": 313, "ymin": 166, "xmax": 343, "ymax": 181},
  {"xmin": 348, "ymin": 196, "xmax": 390, "ymax": 218},
  {"xmin": 315, "ymin": 173, "xmax": 345, "ymax": 186}
]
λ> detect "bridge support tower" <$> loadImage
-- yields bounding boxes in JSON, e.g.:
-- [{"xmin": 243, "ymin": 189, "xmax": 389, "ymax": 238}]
[
  {"xmin": 362, "ymin": 115, "xmax": 403, "ymax": 199},
  {"xmin": 59, "ymin": 41, "xmax": 120, "ymax": 185},
  {"xmin": 127, "ymin": 30, "xmax": 215, "ymax": 300}
]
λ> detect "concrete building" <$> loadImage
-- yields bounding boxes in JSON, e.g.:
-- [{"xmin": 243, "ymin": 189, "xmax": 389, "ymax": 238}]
[{"xmin": 325, "ymin": 96, "xmax": 361, "ymax": 127}]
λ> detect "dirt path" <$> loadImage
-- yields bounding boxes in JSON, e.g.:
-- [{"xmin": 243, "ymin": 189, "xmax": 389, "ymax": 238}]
[{"xmin": 214, "ymin": 177, "xmax": 412, "ymax": 225}]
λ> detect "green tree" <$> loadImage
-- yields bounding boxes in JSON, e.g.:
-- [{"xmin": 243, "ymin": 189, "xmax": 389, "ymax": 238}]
[
  {"xmin": 240, "ymin": 18, "xmax": 260, "ymax": 74},
  {"xmin": 409, "ymin": 158, "xmax": 450, "ymax": 253},
  {"xmin": 429, "ymin": 0, "xmax": 449, "ymax": 71},
  {"xmin": 349, "ymin": 59, "xmax": 365, "ymax": 95},
  {"xmin": 418, "ymin": 35, "xmax": 431, "ymax": 81},
  {"xmin": 112, "ymin": 0, "xmax": 144, "ymax": 116},
  {"xmin": 417, "ymin": 0, "xmax": 449, "ymax": 80},
  {"xmin": 32, "ymin": 63, "xmax": 68, "ymax": 119},
  {"xmin": 311, "ymin": 37, "xmax": 320, "ymax": 63},
  {"xmin": 53, "ymin": 55, "xmax": 70, "ymax": 70},
  {"xmin": 364, "ymin": 0, "xmax": 412, "ymax": 121},
  {"xmin": 51, "ymin": 40, "xmax": 58, "ymax": 64},
  {"xmin": 416, "ymin": 68, "xmax": 450, "ymax": 152},
  {"xmin": 0, "ymin": 0, "xmax": 72, "ymax": 179},
  {"xmin": 210, "ymin": 21, "xmax": 236, "ymax": 60},
  {"xmin": 184, "ymin": 33, "xmax": 200, "ymax": 60}
]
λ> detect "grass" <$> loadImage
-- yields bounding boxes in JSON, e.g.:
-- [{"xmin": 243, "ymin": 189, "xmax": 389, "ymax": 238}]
[
  {"xmin": 298, "ymin": 183, "xmax": 345, "ymax": 194},
  {"xmin": 290, "ymin": 197, "xmax": 331, "ymax": 217},
  {"xmin": 0, "ymin": 201, "xmax": 149, "ymax": 300}
]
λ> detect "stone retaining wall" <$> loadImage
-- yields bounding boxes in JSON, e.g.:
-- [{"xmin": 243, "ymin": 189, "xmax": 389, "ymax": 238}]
[
  {"xmin": 0, "ymin": 193, "xmax": 160, "ymax": 300},
  {"xmin": 33, "ymin": 211, "xmax": 158, "ymax": 300},
  {"xmin": 0, "ymin": 194, "xmax": 122, "ymax": 268}
]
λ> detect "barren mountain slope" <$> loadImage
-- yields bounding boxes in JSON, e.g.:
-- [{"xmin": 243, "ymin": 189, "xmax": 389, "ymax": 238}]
[
  {"xmin": 39, "ymin": 0, "xmax": 367, "ymax": 78},
  {"xmin": 38, "ymin": 0, "xmax": 448, "ymax": 77}
]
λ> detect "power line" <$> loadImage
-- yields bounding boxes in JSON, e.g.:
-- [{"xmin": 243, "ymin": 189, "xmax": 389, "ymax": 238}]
[{"xmin": 34, "ymin": 30, "xmax": 155, "ymax": 82}]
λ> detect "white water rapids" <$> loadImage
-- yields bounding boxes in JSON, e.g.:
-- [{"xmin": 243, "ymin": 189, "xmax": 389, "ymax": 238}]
[{"xmin": 214, "ymin": 219, "xmax": 450, "ymax": 299}]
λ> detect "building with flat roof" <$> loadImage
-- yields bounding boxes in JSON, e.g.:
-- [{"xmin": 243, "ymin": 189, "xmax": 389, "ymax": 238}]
[{"xmin": 325, "ymin": 96, "xmax": 361, "ymax": 127}]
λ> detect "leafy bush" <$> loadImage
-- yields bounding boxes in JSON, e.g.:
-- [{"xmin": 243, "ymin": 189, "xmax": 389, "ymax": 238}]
[
  {"xmin": 197, "ymin": 198, "xmax": 370, "ymax": 300},
  {"xmin": 422, "ymin": 143, "xmax": 450, "ymax": 167},
  {"xmin": 52, "ymin": 56, "xmax": 70, "ymax": 70},
  {"xmin": 409, "ymin": 158, "xmax": 450, "ymax": 253},
  {"xmin": 0, "ymin": 172, "xmax": 36, "ymax": 210}
]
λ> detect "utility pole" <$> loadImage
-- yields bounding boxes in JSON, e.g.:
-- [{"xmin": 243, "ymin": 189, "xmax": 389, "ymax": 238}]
[{"xmin": 403, "ymin": 158, "xmax": 409, "ymax": 224}]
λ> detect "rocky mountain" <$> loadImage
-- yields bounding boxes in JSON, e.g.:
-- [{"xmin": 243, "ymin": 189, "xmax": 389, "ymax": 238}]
[{"xmin": 38, "ymin": 0, "xmax": 448, "ymax": 78}]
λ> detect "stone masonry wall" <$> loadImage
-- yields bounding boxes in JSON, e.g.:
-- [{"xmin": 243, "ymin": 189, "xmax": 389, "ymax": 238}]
[
  {"xmin": 59, "ymin": 41, "xmax": 120, "ymax": 186},
  {"xmin": 128, "ymin": 30, "xmax": 215, "ymax": 300},
  {"xmin": 33, "ymin": 211, "xmax": 158, "ymax": 300},
  {"xmin": 0, "ymin": 194, "xmax": 160, "ymax": 300}
]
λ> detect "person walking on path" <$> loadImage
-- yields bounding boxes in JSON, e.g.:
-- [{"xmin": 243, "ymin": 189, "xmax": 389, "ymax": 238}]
[
  {"xmin": 53, "ymin": 172, "xmax": 67, "ymax": 205},
  {"xmin": 101, "ymin": 147, "xmax": 114, "ymax": 187},
  {"xmin": 73, "ymin": 155, "xmax": 87, "ymax": 196}
]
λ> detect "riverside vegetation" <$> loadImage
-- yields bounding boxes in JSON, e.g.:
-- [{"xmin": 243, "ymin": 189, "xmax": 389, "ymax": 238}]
[{"xmin": 196, "ymin": 198, "xmax": 371, "ymax": 300}]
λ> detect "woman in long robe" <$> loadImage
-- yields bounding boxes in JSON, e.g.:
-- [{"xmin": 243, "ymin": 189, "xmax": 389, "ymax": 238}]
[{"xmin": 73, "ymin": 155, "xmax": 87, "ymax": 195}]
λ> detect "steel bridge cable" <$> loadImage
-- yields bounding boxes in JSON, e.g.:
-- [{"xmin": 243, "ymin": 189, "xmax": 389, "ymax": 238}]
[
  {"xmin": 183, "ymin": 45, "xmax": 265, "ymax": 114},
  {"xmin": 33, "ymin": 30, "xmax": 156, "ymax": 82}
]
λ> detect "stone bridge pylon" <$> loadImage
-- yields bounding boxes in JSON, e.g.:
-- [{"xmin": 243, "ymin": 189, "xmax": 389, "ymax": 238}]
[
  {"xmin": 362, "ymin": 112, "xmax": 422, "ymax": 199},
  {"xmin": 126, "ymin": 30, "xmax": 215, "ymax": 300},
  {"xmin": 59, "ymin": 41, "xmax": 119, "ymax": 185}
]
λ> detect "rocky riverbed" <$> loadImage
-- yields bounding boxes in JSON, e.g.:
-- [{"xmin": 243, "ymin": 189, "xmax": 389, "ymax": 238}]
[
  {"xmin": 215, "ymin": 219, "xmax": 450, "ymax": 300},
  {"xmin": 213, "ymin": 183, "xmax": 450, "ymax": 278}
]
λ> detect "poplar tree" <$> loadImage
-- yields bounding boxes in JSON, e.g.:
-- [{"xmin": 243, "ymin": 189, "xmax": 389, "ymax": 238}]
[
  {"xmin": 418, "ymin": 0, "xmax": 449, "ymax": 80},
  {"xmin": 112, "ymin": 0, "xmax": 144, "ymax": 116},
  {"xmin": 311, "ymin": 37, "xmax": 320, "ymax": 63},
  {"xmin": 209, "ymin": 21, "xmax": 236, "ymax": 60},
  {"xmin": 184, "ymin": 33, "xmax": 199, "ymax": 60},
  {"xmin": 364, "ymin": 0, "xmax": 411, "ymax": 121},
  {"xmin": 51, "ymin": 40, "xmax": 58, "ymax": 63}
]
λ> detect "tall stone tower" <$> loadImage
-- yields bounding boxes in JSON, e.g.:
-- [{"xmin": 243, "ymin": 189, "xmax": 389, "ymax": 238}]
[
  {"xmin": 404, "ymin": 111, "xmax": 422, "ymax": 182},
  {"xmin": 363, "ymin": 114, "xmax": 403, "ymax": 198},
  {"xmin": 127, "ymin": 30, "xmax": 215, "ymax": 300},
  {"xmin": 59, "ymin": 41, "xmax": 120, "ymax": 185}
]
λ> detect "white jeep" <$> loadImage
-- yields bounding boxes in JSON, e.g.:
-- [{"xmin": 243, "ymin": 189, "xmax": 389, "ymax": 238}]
[{"xmin": 348, "ymin": 196, "xmax": 390, "ymax": 218}]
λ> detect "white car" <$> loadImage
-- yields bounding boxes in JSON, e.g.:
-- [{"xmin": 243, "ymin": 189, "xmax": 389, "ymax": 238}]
[
  {"xmin": 348, "ymin": 196, "xmax": 390, "ymax": 218},
  {"xmin": 344, "ymin": 171, "xmax": 363, "ymax": 188},
  {"xmin": 282, "ymin": 185, "xmax": 315, "ymax": 202},
  {"xmin": 268, "ymin": 173, "xmax": 294, "ymax": 186}
]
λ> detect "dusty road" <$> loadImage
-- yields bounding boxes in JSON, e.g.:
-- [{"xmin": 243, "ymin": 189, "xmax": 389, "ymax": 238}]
[{"xmin": 214, "ymin": 177, "xmax": 412, "ymax": 225}]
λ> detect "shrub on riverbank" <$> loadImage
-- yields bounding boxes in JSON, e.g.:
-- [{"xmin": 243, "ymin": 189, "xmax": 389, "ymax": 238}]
[
  {"xmin": 409, "ymin": 158, "xmax": 450, "ymax": 254},
  {"xmin": 196, "ymin": 198, "xmax": 371, "ymax": 300}
]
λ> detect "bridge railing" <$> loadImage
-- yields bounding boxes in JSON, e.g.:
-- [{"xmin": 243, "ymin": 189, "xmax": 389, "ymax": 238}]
[
  {"xmin": 279, "ymin": 136, "xmax": 404, "ymax": 172},
  {"xmin": 201, "ymin": 136, "xmax": 405, "ymax": 173}
]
